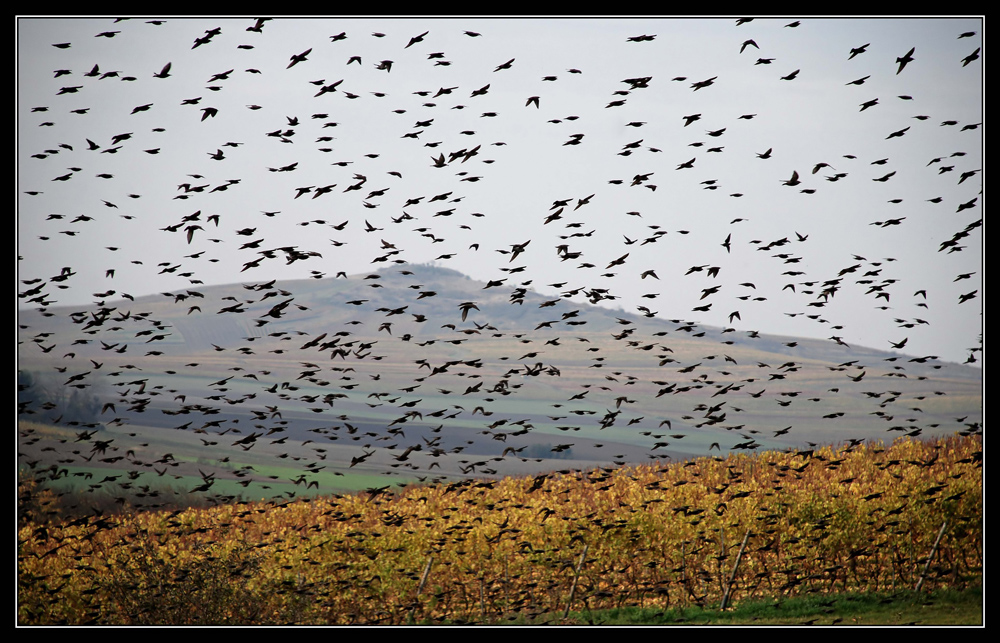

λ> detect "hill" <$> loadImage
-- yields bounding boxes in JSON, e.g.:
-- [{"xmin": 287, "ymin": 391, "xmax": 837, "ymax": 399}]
[{"xmin": 18, "ymin": 264, "xmax": 981, "ymax": 507}]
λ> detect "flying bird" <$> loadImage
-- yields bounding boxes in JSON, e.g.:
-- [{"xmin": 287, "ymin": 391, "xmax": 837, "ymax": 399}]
[
  {"xmin": 690, "ymin": 76, "xmax": 717, "ymax": 91},
  {"xmin": 287, "ymin": 48, "xmax": 312, "ymax": 69},
  {"xmin": 153, "ymin": 62, "xmax": 172, "ymax": 78},
  {"xmin": 405, "ymin": 31, "xmax": 429, "ymax": 48},
  {"xmin": 896, "ymin": 47, "xmax": 915, "ymax": 74}
]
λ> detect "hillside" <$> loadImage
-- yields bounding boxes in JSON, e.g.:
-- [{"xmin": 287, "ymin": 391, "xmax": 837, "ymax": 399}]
[
  {"xmin": 18, "ymin": 264, "xmax": 982, "ymax": 507},
  {"xmin": 17, "ymin": 435, "xmax": 983, "ymax": 625}
]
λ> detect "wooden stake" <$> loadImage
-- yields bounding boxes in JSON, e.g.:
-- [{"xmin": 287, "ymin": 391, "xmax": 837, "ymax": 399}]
[
  {"xmin": 721, "ymin": 529, "xmax": 751, "ymax": 610},
  {"xmin": 407, "ymin": 556, "xmax": 433, "ymax": 622},
  {"xmin": 563, "ymin": 544, "xmax": 589, "ymax": 620},
  {"xmin": 915, "ymin": 521, "xmax": 948, "ymax": 592},
  {"xmin": 417, "ymin": 556, "xmax": 433, "ymax": 594}
]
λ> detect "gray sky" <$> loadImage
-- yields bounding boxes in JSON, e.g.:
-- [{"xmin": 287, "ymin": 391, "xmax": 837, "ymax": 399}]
[{"xmin": 18, "ymin": 16, "xmax": 982, "ymax": 365}]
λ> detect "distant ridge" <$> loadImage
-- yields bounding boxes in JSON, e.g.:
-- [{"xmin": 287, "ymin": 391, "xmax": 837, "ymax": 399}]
[{"xmin": 18, "ymin": 263, "xmax": 982, "ymax": 377}]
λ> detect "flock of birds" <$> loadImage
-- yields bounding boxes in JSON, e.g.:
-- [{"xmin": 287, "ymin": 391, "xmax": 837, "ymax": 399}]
[{"xmin": 18, "ymin": 17, "xmax": 982, "ymax": 506}]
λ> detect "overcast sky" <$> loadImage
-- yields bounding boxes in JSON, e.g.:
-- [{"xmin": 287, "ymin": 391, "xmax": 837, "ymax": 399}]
[{"xmin": 17, "ymin": 16, "xmax": 983, "ymax": 365}]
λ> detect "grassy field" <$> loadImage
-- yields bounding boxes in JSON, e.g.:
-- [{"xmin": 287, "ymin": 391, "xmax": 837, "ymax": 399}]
[{"xmin": 507, "ymin": 585, "xmax": 983, "ymax": 625}]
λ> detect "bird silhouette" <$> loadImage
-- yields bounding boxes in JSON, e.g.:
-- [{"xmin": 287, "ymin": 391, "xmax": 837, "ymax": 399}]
[
  {"xmin": 896, "ymin": 47, "xmax": 915, "ymax": 74},
  {"xmin": 153, "ymin": 62, "xmax": 172, "ymax": 78},
  {"xmin": 690, "ymin": 76, "xmax": 717, "ymax": 91},
  {"xmin": 961, "ymin": 48, "xmax": 980, "ymax": 67},
  {"xmin": 405, "ymin": 31, "xmax": 429, "ymax": 48},
  {"xmin": 287, "ymin": 48, "xmax": 312, "ymax": 69}
]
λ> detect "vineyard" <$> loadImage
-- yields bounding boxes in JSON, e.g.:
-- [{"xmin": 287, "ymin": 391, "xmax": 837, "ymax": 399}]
[{"xmin": 18, "ymin": 434, "xmax": 981, "ymax": 625}]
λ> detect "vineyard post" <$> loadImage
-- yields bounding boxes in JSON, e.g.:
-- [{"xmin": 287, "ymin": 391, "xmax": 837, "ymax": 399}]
[
  {"xmin": 563, "ymin": 543, "xmax": 589, "ymax": 620},
  {"xmin": 407, "ymin": 556, "xmax": 433, "ymax": 622},
  {"xmin": 718, "ymin": 526, "xmax": 725, "ymax": 596},
  {"xmin": 504, "ymin": 554, "xmax": 510, "ymax": 616},
  {"xmin": 680, "ymin": 541, "xmax": 686, "ymax": 584},
  {"xmin": 915, "ymin": 520, "xmax": 948, "ymax": 592},
  {"xmin": 417, "ymin": 556, "xmax": 433, "ymax": 594},
  {"xmin": 908, "ymin": 523, "xmax": 915, "ymax": 584},
  {"xmin": 680, "ymin": 541, "xmax": 686, "ymax": 608},
  {"xmin": 720, "ymin": 529, "xmax": 751, "ymax": 610}
]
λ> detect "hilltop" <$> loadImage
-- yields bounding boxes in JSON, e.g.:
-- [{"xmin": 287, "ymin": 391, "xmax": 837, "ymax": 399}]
[{"xmin": 18, "ymin": 263, "xmax": 986, "ymax": 369}]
